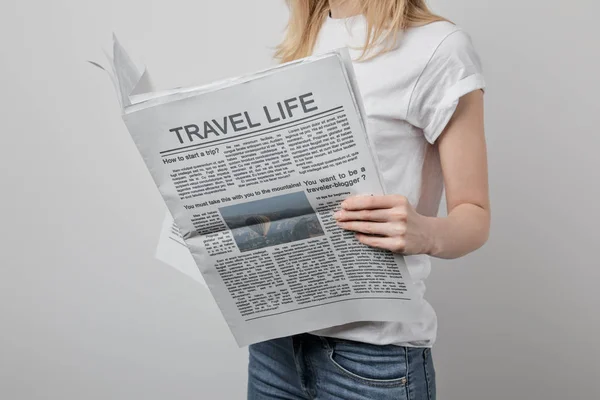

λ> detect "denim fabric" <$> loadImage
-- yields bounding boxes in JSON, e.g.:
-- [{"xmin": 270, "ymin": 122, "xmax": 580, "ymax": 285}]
[{"xmin": 248, "ymin": 334, "xmax": 435, "ymax": 400}]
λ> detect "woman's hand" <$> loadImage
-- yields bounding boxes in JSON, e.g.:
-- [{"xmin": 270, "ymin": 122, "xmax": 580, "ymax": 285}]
[{"xmin": 334, "ymin": 194, "xmax": 434, "ymax": 255}]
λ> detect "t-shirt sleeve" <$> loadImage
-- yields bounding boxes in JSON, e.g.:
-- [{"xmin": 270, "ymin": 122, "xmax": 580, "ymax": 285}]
[{"xmin": 406, "ymin": 29, "xmax": 485, "ymax": 144}]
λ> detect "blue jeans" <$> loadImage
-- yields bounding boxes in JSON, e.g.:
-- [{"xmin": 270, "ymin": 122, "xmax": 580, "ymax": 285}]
[{"xmin": 248, "ymin": 333, "xmax": 436, "ymax": 400}]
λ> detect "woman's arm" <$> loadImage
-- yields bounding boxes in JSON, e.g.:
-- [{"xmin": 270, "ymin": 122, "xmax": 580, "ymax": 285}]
[{"xmin": 335, "ymin": 90, "xmax": 490, "ymax": 259}]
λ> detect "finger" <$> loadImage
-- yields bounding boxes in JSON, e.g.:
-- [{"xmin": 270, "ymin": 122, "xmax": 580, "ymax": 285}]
[
  {"xmin": 337, "ymin": 221, "xmax": 399, "ymax": 237},
  {"xmin": 341, "ymin": 194, "xmax": 406, "ymax": 211},
  {"xmin": 355, "ymin": 234, "xmax": 405, "ymax": 253},
  {"xmin": 334, "ymin": 208, "xmax": 390, "ymax": 222}
]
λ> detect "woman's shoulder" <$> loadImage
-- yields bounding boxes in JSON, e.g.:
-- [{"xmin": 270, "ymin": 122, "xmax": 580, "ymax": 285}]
[
  {"xmin": 394, "ymin": 21, "xmax": 479, "ymax": 74},
  {"xmin": 402, "ymin": 21, "xmax": 475, "ymax": 55}
]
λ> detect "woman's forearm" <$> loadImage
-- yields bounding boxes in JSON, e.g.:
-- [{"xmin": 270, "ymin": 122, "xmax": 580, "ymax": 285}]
[{"xmin": 424, "ymin": 203, "xmax": 490, "ymax": 259}]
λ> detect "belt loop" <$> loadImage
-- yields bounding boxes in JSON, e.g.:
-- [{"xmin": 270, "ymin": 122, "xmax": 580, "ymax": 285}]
[{"xmin": 318, "ymin": 335, "xmax": 333, "ymax": 350}]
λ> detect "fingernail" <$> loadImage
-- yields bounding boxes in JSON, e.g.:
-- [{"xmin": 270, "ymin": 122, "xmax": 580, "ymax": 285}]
[{"xmin": 334, "ymin": 211, "xmax": 341, "ymax": 219}]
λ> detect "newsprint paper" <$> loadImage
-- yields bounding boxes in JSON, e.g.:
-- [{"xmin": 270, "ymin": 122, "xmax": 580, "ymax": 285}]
[
  {"xmin": 94, "ymin": 36, "xmax": 418, "ymax": 346},
  {"xmin": 155, "ymin": 210, "xmax": 207, "ymax": 286}
]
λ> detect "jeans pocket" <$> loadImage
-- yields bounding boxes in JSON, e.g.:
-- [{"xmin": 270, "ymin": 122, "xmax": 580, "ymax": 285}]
[{"xmin": 326, "ymin": 338, "xmax": 408, "ymax": 388}]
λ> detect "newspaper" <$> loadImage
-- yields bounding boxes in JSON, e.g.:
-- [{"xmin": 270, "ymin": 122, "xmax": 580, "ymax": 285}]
[
  {"xmin": 94, "ymin": 36, "xmax": 418, "ymax": 346},
  {"xmin": 155, "ymin": 211, "xmax": 206, "ymax": 286}
]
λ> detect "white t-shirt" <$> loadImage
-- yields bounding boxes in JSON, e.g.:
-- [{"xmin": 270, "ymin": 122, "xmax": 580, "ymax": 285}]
[{"xmin": 310, "ymin": 17, "xmax": 485, "ymax": 347}]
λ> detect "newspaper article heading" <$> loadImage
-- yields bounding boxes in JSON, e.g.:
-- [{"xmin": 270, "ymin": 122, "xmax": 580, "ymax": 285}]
[{"xmin": 168, "ymin": 92, "xmax": 319, "ymax": 144}]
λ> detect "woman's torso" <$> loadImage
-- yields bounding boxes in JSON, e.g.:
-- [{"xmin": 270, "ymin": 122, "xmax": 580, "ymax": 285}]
[{"xmin": 309, "ymin": 17, "xmax": 484, "ymax": 346}]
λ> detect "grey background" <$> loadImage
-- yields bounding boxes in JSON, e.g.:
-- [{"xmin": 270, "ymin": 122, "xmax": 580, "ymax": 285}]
[{"xmin": 0, "ymin": 1, "xmax": 598, "ymax": 399}]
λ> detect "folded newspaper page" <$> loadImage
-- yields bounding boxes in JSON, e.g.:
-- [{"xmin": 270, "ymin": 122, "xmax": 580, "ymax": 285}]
[
  {"xmin": 155, "ymin": 210, "xmax": 206, "ymax": 286},
  {"xmin": 94, "ymin": 36, "xmax": 418, "ymax": 346},
  {"xmin": 90, "ymin": 37, "xmax": 203, "ymax": 285}
]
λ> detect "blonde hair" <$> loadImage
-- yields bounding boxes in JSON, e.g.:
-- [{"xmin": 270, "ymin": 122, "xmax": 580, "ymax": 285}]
[{"xmin": 275, "ymin": 0, "xmax": 444, "ymax": 62}]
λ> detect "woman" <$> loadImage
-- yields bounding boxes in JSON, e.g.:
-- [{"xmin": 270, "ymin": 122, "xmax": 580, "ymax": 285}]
[{"xmin": 248, "ymin": 0, "xmax": 490, "ymax": 398}]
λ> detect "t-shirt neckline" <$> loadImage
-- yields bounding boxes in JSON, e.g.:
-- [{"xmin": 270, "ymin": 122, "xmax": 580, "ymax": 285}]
[{"xmin": 326, "ymin": 10, "xmax": 365, "ymax": 24}]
